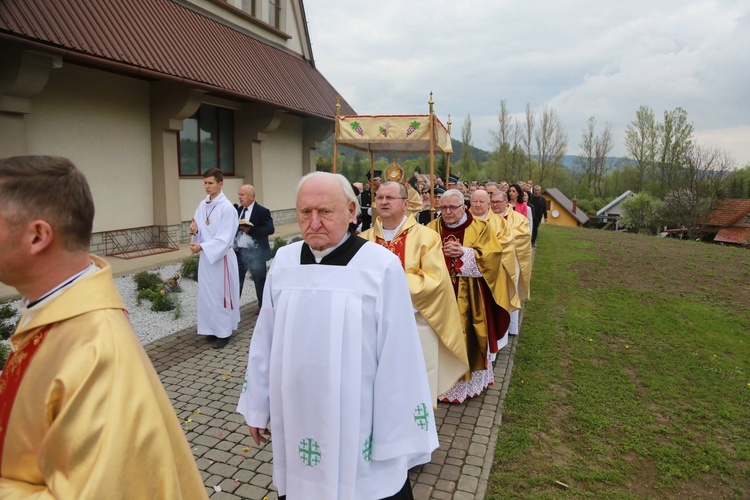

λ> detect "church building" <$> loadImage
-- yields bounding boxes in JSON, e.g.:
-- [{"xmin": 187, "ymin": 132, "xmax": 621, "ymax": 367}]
[{"xmin": 0, "ymin": 0, "xmax": 354, "ymax": 255}]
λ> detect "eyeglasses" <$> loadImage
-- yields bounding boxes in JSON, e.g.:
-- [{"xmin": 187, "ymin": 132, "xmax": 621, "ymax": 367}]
[
  {"xmin": 374, "ymin": 195, "xmax": 407, "ymax": 202},
  {"xmin": 438, "ymin": 204, "xmax": 464, "ymax": 211},
  {"xmin": 491, "ymin": 200, "xmax": 507, "ymax": 205}
]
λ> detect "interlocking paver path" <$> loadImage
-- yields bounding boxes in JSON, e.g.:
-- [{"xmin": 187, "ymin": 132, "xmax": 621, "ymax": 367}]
[{"xmin": 146, "ymin": 303, "xmax": 519, "ymax": 499}]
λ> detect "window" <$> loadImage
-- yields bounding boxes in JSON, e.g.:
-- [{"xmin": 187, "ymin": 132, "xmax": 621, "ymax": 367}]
[
  {"xmin": 240, "ymin": 0, "xmax": 255, "ymax": 16},
  {"xmin": 178, "ymin": 104, "xmax": 234, "ymax": 176},
  {"xmin": 268, "ymin": 0, "xmax": 280, "ymax": 28}
]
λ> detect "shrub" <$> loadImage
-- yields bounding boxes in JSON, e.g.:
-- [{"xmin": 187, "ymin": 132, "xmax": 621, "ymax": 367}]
[
  {"xmin": 271, "ymin": 236, "xmax": 288, "ymax": 258},
  {"xmin": 0, "ymin": 303, "xmax": 15, "ymax": 342},
  {"xmin": 133, "ymin": 270, "xmax": 181, "ymax": 315},
  {"xmin": 621, "ymin": 192, "xmax": 663, "ymax": 234},
  {"xmin": 0, "ymin": 302, "xmax": 17, "ymax": 370},
  {"xmin": 133, "ymin": 271, "xmax": 163, "ymax": 292},
  {"xmin": 181, "ymin": 254, "xmax": 199, "ymax": 282},
  {"xmin": 150, "ymin": 292, "xmax": 177, "ymax": 312}
]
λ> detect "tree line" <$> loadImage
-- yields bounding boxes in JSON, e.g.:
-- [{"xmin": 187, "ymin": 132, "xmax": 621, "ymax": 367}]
[{"xmin": 316, "ymin": 101, "xmax": 749, "ymax": 233}]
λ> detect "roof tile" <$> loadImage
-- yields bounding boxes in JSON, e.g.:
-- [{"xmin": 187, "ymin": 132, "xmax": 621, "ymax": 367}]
[{"xmin": 0, "ymin": 0, "xmax": 355, "ymax": 119}]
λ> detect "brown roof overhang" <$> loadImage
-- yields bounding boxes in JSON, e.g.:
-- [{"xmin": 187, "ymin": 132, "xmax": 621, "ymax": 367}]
[{"xmin": 0, "ymin": 0, "xmax": 355, "ymax": 119}]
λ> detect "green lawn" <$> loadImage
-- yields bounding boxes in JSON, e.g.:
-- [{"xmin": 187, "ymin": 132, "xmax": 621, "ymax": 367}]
[{"xmin": 487, "ymin": 225, "xmax": 750, "ymax": 499}]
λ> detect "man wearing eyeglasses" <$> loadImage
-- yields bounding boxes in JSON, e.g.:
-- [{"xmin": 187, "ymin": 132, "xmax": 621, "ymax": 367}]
[
  {"xmin": 360, "ymin": 181, "xmax": 469, "ymax": 407},
  {"xmin": 426, "ymin": 189, "xmax": 512, "ymax": 403},
  {"xmin": 470, "ymin": 190, "xmax": 521, "ymax": 353},
  {"xmin": 491, "ymin": 191, "xmax": 532, "ymax": 337}
]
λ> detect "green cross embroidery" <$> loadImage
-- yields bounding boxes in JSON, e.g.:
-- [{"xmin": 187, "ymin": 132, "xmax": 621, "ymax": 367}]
[
  {"xmin": 362, "ymin": 435, "xmax": 372, "ymax": 462},
  {"xmin": 414, "ymin": 403, "xmax": 430, "ymax": 431},
  {"xmin": 299, "ymin": 438, "xmax": 321, "ymax": 467},
  {"xmin": 241, "ymin": 378, "xmax": 248, "ymax": 393}
]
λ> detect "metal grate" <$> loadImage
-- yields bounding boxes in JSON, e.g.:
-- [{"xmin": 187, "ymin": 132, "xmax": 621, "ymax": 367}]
[{"xmin": 104, "ymin": 226, "xmax": 179, "ymax": 259}]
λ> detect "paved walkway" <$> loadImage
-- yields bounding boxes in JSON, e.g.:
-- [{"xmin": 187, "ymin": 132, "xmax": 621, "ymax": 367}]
[
  {"xmin": 145, "ymin": 304, "xmax": 519, "ymax": 499},
  {"xmin": 1, "ymin": 220, "xmax": 521, "ymax": 498}
]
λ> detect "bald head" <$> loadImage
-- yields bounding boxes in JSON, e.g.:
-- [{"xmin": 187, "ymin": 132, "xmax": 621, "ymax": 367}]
[
  {"xmin": 296, "ymin": 172, "xmax": 358, "ymax": 251},
  {"xmin": 238, "ymin": 184, "xmax": 256, "ymax": 207},
  {"xmin": 470, "ymin": 189, "xmax": 490, "ymax": 217}
]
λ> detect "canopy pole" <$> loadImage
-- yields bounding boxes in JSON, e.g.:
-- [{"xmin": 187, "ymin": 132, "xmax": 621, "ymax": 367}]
[
  {"xmin": 428, "ymin": 92, "xmax": 435, "ymax": 221},
  {"xmin": 446, "ymin": 114, "xmax": 452, "ymax": 195},
  {"xmin": 369, "ymin": 150, "xmax": 375, "ymax": 193},
  {"xmin": 333, "ymin": 97, "xmax": 340, "ymax": 173}
]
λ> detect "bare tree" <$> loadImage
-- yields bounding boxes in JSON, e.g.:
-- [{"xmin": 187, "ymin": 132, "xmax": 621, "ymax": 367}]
[
  {"xmin": 624, "ymin": 105, "xmax": 658, "ymax": 191},
  {"xmin": 523, "ymin": 103, "xmax": 535, "ymax": 178},
  {"xmin": 576, "ymin": 116, "xmax": 596, "ymax": 194},
  {"xmin": 577, "ymin": 117, "xmax": 613, "ymax": 197},
  {"xmin": 460, "ymin": 114, "xmax": 474, "ymax": 174},
  {"xmin": 656, "ymin": 107, "xmax": 693, "ymax": 194},
  {"xmin": 511, "ymin": 117, "xmax": 524, "ymax": 181},
  {"xmin": 659, "ymin": 144, "xmax": 735, "ymax": 237},
  {"xmin": 489, "ymin": 100, "xmax": 512, "ymax": 180},
  {"xmin": 592, "ymin": 121, "xmax": 613, "ymax": 197},
  {"xmin": 490, "ymin": 99, "xmax": 512, "ymax": 149},
  {"xmin": 534, "ymin": 105, "xmax": 568, "ymax": 186}
]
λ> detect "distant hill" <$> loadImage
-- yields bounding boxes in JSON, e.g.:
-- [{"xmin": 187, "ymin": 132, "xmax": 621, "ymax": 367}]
[
  {"xmin": 317, "ymin": 136, "xmax": 488, "ymax": 163},
  {"xmin": 318, "ymin": 136, "xmax": 628, "ymax": 170}
]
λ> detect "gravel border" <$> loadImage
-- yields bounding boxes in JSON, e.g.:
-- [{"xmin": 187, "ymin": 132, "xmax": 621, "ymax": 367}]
[{"xmin": 1, "ymin": 263, "xmax": 259, "ymax": 347}]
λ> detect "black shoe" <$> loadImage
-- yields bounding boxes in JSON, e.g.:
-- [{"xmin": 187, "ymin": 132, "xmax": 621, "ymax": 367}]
[
  {"xmin": 205, "ymin": 335, "xmax": 218, "ymax": 342},
  {"xmin": 213, "ymin": 337, "xmax": 229, "ymax": 349}
]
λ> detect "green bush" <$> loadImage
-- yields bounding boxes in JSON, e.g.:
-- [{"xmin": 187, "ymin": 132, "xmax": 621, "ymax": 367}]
[
  {"xmin": 0, "ymin": 343, "xmax": 8, "ymax": 371},
  {"xmin": 0, "ymin": 302, "xmax": 16, "ymax": 370},
  {"xmin": 133, "ymin": 271, "xmax": 181, "ymax": 316},
  {"xmin": 150, "ymin": 292, "xmax": 177, "ymax": 312},
  {"xmin": 133, "ymin": 271, "xmax": 163, "ymax": 292},
  {"xmin": 181, "ymin": 254, "xmax": 199, "ymax": 282},
  {"xmin": 271, "ymin": 236, "xmax": 288, "ymax": 258},
  {"xmin": 136, "ymin": 288, "xmax": 160, "ymax": 305},
  {"xmin": 0, "ymin": 303, "xmax": 15, "ymax": 341}
]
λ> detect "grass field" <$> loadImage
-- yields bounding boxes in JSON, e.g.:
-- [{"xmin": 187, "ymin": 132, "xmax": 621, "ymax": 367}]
[{"xmin": 487, "ymin": 225, "xmax": 750, "ymax": 499}]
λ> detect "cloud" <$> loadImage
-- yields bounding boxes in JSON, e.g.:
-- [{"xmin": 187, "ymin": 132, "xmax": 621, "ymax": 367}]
[{"xmin": 305, "ymin": 0, "xmax": 750, "ymax": 165}]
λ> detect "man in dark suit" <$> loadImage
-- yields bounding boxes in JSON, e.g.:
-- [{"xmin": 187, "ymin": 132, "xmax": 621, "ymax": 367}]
[
  {"xmin": 358, "ymin": 170, "xmax": 381, "ymax": 232},
  {"xmin": 234, "ymin": 184, "xmax": 275, "ymax": 313}
]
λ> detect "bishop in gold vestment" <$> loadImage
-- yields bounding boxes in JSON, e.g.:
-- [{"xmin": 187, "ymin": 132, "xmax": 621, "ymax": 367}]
[
  {"xmin": 427, "ymin": 190, "xmax": 516, "ymax": 403},
  {"xmin": 361, "ymin": 207, "xmax": 469, "ymax": 406}
]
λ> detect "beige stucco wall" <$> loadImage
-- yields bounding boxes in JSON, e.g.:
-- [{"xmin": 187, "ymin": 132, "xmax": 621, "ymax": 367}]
[
  {"xmin": 259, "ymin": 114, "xmax": 303, "ymax": 211},
  {"xmin": 179, "ymin": 177, "xmax": 244, "ymax": 222},
  {"xmin": 24, "ymin": 64, "xmax": 153, "ymax": 233},
  {"xmin": 187, "ymin": 0, "xmax": 303, "ymax": 53}
]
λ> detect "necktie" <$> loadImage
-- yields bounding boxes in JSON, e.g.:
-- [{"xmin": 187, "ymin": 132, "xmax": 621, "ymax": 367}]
[{"xmin": 240, "ymin": 207, "xmax": 247, "ymax": 220}]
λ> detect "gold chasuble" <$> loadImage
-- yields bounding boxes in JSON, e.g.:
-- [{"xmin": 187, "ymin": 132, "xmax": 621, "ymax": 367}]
[
  {"xmin": 427, "ymin": 213, "xmax": 515, "ymax": 373},
  {"xmin": 483, "ymin": 212, "xmax": 522, "ymax": 311},
  {"xmin": 360, "ymin": 216, "xmax": 469, "ymax": 402},
  {"xmin": 0, "ymin": 256, "xmax": 206, "ymax": 499},
  {"xmin": 504, "ymin": 209, "xmax": 533, "ymax": 301}
]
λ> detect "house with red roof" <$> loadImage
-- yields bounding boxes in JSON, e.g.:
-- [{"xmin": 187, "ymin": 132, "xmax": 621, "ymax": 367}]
[
  {"xmin": 0, "ymin": 0, "xmax": 354, "ymax": 255},
  {"xmin": 699, "ymin": 199, "xmax": 750, "ymax": 247}
]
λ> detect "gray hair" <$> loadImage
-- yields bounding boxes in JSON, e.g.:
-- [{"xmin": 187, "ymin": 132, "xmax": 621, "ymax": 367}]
[
  {"xmin": 441, "ymin": 188, "xmax": 464, "ymax": 204},
  {"xmin": 491, "ymin": 190, "xmax": 508, "ymax": 202},
  {"xmin": 297, "ymin": 171, "xmax": 361, "ymax": 217},
  {"xmin": 534, "ymin": 184, "xmax": 542, "ymax": 190}
]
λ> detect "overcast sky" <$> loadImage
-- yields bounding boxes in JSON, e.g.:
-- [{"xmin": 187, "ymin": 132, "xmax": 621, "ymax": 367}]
[{"xmin": 304, "ymin": 0, "xmax": 750, "ymax": 167}]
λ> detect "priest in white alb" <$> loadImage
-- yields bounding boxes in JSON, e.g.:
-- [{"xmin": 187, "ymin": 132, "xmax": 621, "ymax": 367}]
[
  {"xmin": 190, "ymin": 167, "xmax": 240, "ymax": 349},
  {"xmin": 237, "ymin": 172, "xmax": 437, "ymax": 500}
]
